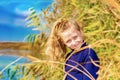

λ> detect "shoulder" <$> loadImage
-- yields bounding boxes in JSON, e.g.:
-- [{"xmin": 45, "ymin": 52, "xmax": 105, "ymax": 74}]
[
  {"xmin": 76, "ymin": 46, "xmax": 98, "ymax": 58},
  {"xmin": 83, "ymin": 47, "xmax": 99, "ymax": 60},
  {"xmin": 84, "ymin": 48, "xmax": 96, "ymax": 54}
]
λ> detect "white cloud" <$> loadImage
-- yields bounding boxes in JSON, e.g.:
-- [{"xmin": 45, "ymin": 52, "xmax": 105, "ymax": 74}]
[{"xmin": 15, "ymin": 7, "xmax": 31, "ymax": 16}]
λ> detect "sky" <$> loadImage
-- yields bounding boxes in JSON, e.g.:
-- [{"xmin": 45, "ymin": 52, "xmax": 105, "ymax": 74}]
[{"xmin": 0, "ymin": 0, "xmax": 53, "ymax": 42}]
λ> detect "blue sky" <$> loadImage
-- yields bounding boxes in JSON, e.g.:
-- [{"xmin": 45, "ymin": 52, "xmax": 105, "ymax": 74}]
[{"xmin": 0, "ymin": 0, "xmax": 53, "ymax": 42}]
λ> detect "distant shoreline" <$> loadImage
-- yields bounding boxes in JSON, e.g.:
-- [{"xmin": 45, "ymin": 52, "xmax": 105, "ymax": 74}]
[{"xmin": 0, "ymin": 42, "xmax": 31, "ymax": 50}]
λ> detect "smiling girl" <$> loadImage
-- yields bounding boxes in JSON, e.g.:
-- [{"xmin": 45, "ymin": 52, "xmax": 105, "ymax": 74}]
[{"xmin": 46, "ymin": 19, "xmax": 100, "ymax": 80}]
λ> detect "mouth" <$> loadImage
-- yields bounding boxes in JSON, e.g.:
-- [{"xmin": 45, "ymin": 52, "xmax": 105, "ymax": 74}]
[
  {"xmin": 74, "ymin": 42, "xmax": 83, "ymax": 50},
  {"xmin": 73, "ymin": 44, "xmax": 80, "ymax": 50}
]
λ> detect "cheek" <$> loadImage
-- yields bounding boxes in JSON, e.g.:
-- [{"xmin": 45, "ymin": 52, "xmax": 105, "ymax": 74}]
[
  {"xmin": 78, "ymin": 37, "xmax": 82, "ymax": 41},
  {"xmin": 77, "ymin": 35, "xmax": 83, "ymax": 41},
  {"xmin": 65, "ymin": 43, "xmax": 71, "ymax": 48},
  {"xmin": 60, "ymin": 37, "xmax": 70, "ymax": 48}
]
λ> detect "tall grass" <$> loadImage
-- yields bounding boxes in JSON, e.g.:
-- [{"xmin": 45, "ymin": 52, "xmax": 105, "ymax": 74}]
[
  {"xmin": 23, "ymin": 0, "xmax": 120, "ymax": 80},
  {"xmin": 1, "ymin": 0, "xmax": 120, "ymax": 80}
]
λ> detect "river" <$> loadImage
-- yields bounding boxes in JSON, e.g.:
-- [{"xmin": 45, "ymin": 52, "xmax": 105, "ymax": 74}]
[{"xmin": 0, "ymin": 52, "xmax": 30, "ymax": 80}]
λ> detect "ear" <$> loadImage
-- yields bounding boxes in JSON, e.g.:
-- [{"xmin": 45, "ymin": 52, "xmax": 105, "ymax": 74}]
[{"xmin": 79, "ymin": 29, "xmax": 84, "ymax": 37}]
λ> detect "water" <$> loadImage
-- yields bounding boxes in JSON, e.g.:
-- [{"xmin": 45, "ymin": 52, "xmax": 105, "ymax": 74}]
[{"xmin": 0, "ymin": 55, "xmax": 29, "ymax": 80}]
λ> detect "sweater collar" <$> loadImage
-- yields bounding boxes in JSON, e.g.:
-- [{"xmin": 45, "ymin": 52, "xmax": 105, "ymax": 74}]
[
  {"xmin": 81, "ymin": 41, "xmax": 87, "ymax": 48},
  {"xmin": 70, "ymin": 41, "xmax": 87, "ymax": 53}
]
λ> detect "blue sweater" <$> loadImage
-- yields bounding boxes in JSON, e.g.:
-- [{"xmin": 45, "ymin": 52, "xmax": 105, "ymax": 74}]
[{"xmin": 65, "ymin": 43, "xmax": 100, "ymax": 80}]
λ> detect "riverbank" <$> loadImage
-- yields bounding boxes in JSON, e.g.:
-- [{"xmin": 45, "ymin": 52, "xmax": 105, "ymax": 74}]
[{"xmin": 0, "ymin": 42, "xmax": 31, "ymax": 50}]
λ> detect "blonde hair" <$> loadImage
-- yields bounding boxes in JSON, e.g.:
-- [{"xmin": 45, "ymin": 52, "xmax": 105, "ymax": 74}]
[{"xmin": 46, "ymin": 18, "xmax": 82, "ymax": 60}]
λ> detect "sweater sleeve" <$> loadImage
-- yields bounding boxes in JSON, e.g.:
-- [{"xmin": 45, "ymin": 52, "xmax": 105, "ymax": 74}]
[{"xmin": 82, "ymin": 48, "xmax": 100, "ymax": 80}]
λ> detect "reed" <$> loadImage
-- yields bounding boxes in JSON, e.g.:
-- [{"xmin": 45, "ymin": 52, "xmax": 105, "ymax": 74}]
[{"xmin": 1, "ymin": 0, "xmax": 120, "ymax": 80}]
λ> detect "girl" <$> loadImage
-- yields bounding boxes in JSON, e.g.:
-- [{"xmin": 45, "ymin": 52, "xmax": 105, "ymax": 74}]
[{"xmin": 46, "ymin": 19, "xmax": 100, "ymax": 80}]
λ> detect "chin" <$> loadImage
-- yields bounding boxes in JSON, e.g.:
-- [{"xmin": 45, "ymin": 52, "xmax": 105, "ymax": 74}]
[{"xmin": 75, "ymin": 46, "xmax": 81, "ymax": 50}]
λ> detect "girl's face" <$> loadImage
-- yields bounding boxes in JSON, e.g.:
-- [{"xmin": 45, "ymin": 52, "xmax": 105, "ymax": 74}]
[{"xmin": 60, "ymin": 26, "xmax": 83, "ymax": 50}]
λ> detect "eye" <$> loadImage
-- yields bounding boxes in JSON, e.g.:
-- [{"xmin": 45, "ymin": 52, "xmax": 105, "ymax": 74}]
[
  {"xmin": 73, "ymin": 36, "xmax": 78, "ymax": 40},
  {"xmin": 66, "ymin": 40, "xmax": 71, "ymax": 44}
]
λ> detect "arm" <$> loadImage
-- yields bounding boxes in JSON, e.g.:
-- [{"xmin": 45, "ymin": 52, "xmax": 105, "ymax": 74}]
[{"xmin": 82, "ymin": 48, "xmax": 100, "ymax": 80}]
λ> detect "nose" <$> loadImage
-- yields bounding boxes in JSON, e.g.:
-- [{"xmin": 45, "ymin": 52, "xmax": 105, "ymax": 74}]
[{"xmin": 71, "ymin": 40, "xmax": 77, "ymax": 47}]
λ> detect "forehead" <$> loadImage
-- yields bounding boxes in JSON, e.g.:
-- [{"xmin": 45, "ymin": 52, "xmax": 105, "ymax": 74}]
[
  {"xmin": 60, "ymin": 27, "xmax": 80, "ymax": 41},
  {"xmin": 62, "ymin": 27, "xmax": 77, "ymax": 35}
]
